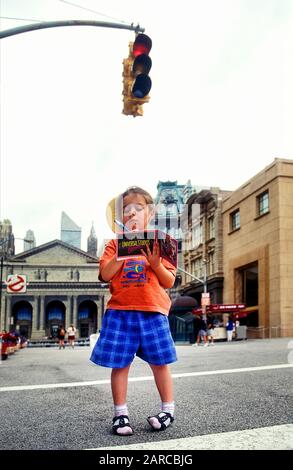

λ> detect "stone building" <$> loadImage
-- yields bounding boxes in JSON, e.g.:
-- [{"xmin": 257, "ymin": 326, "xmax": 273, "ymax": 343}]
[
  {"xmin": 222, "ymin": 158, "xmax": 293, "ymax": 338},
  {"xmin": 180, "ymin": 187, "xmax": 232, "ymax": 306},
  {"xmin": 0, "ymin": 239, "xmax": 109, "ymax": 340}
]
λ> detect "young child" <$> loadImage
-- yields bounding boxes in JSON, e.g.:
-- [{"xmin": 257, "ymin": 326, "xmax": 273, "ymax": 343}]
[{"xmin": 90, "ymin": 186, "xmax": 177, "ymax": 436}]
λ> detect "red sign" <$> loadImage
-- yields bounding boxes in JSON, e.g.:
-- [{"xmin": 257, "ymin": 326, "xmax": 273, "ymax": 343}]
[
  {"xmin": 209, "ymin": 304, "xmax": 246, "ymax": 312},
  {"xmin": 192, "ymin": 303, "xmax": 246, "ymax": 315},
  {"xmin": 6, "ymin": 275, "xmax": 27, "ymax": 293}
]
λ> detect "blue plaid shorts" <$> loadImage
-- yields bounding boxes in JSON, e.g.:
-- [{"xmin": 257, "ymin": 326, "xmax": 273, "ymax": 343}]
[{"xmin": 90, "ymin": 309, "xmax": 177, "ymax": 369}]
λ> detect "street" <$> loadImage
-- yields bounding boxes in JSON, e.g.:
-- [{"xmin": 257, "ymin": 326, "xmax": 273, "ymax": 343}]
[{"xmin": 0, "ymin": 338, "xmax": 292, "ymax": 450}]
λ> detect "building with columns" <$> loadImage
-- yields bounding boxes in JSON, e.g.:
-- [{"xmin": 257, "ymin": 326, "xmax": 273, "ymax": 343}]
[{"xmin": 0, "ymin": 239, "xmax": 109, "ymax": 340}]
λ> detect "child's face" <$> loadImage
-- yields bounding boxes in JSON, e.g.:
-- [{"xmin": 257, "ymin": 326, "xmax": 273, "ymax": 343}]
[{"xmin": 122, "ymin": 193, "xmax": 152, "ymax": 231}]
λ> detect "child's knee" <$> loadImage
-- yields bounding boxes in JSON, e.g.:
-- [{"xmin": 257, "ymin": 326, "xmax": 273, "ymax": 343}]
[{"xmin": 150, "ymin": 363, "xmax": 169, "ymax": 373}]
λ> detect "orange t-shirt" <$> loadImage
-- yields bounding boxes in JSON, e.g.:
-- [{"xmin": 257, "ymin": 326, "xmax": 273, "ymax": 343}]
[{"xmin": 99, "ymin": 239, "xmax": 176, "ymax": 316}]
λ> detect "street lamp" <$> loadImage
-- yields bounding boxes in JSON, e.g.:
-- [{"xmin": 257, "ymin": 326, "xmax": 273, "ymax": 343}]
[{"xmin": 0, "ymin": 236, "xmax": 33, "ymax": 331}]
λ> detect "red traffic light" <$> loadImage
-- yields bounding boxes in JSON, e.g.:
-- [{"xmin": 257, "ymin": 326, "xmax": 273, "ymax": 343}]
[
  {"xmin": 122, "ymin": 33, "xmax": 152, "ymax": 116},
  {"xmin": 131, "ymin": 34, "xmax": 152, "ymax": 99},
  {"xmin": 133, "ymin": 34, "xmax": 152, "ymax": 57}
]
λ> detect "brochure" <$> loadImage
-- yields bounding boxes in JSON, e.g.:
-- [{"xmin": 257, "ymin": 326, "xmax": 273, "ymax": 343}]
[{"xmin": 116, "ymin": 229, "xmax": 178, "ymax": 268}]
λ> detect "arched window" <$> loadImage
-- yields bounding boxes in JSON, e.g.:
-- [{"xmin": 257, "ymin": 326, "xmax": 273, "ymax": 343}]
[{"xmin": 16, "ymin": 305, "xmax": 32, "ymax": 321}]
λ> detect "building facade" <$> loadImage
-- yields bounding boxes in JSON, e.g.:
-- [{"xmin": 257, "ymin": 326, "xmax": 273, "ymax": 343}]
[
  {"xmin": 222, "ymin": 158, "xmax": 293, "ymax": 338},
  {"xmin": 0, "ymin": 239, "xmax": 109, "ymax": 340},
  {"xmin": 180, "ymin": 187, "xmax": 231, "ymax": 306}
]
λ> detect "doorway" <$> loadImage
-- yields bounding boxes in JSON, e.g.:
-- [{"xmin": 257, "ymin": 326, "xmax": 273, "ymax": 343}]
[
  {"xmin": 77, "ymin": 300, "xmax": 97, "ymax": 338},
  {"xmin": 46, "ymin": 300, "xmax": 66, "ymax": 338},
  {"xmin": 12, "ymin": 301, "xmax": 33, "ymax": 339},
  {"xmin": 241, "ymin": 264, "xmax": 259, "ymax": 326}
]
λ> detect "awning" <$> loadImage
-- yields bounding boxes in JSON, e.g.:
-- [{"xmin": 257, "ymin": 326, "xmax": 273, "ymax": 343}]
[{"xmin": 170, "ymin": 295, "xmax": 198, "ymax": 313}]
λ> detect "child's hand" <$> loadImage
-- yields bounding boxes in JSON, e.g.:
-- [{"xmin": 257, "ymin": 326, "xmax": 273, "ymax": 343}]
[{"xmin": 141, "ymin": 239, "xmax": 161, "ymax": 270}]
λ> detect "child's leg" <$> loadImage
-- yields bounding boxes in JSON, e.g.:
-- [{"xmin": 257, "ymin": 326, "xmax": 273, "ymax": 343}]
[
  {"xmin": 149, "ymin": 364, "xmax": 173, "ymax": 403},
  {"xmin": 111, "ymin": 365, "xmax": 130, "ymax": 405},
  {"xmin": 111, "ymin": 365, "xmax": 133, "ymax": 436},
  {"xmin": 147, "ymin": 364, "xmax": 174, "ymax": 430}
]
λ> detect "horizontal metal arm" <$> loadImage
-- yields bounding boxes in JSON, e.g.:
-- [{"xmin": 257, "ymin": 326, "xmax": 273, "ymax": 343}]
[
  {"xmin": 0, "ymin": 237, "xmax": 33, "ymax": 246},
  {"xmin": 0, "ymin": 20, "xmax": 145, "ymax": 39},
  {"xmin": 177, "ymin": 267, "xmax": 204, "ymax": 285}
]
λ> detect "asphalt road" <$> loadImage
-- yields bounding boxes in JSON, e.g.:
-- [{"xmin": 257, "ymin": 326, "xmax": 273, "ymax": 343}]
[{"xmin": 0, "ymin": 338, "xmax": 292, "ymax": 450}]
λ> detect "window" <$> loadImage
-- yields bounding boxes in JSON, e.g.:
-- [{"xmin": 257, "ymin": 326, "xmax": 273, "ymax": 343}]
[
  {"xmin": 208, "ymin": 252, "xmax": 215, "ymax": 275},
  {"xmin": 191, "ymin": 258, "xmax": 202, "ymax": 279},
  {"xmin": 166, "ymin": 203, "xmax": 178, "ymax": 216},
  {"xmin": 208, "ymin": 216, "xmax": 215, "ymax": 239},
  {"xmin": 257, "ymin": 191, "xmax": 269, "ymax": 216},
  {"xmin": 192, "ymin": 222, "xmax": 202, "ymax": 247},
  {"xmin": 230, "ymin": 209, "xmax": 240, "ymax": 231}
]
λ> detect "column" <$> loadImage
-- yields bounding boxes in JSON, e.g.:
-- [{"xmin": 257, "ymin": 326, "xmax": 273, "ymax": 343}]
[
  {"xmin": 6, "ymin": 295, "xmax": 12, "ymax": 331},
  {"xmin": 40, "ymin": 296, "xmax": 45, "ymax": 331},
  {"xmin": 32, "ymin": 296, "xmax": 38, "ymax": 333},
  {"xmin": 97, "ymin": 296, "xmax": 103, "ymax": 331},
  {"xmin": 68, "ymin": 295, "xmax": 73, "ymax": 325},
  {"xmin": 33, "ymin": 296, "xmax": 46, "ymax": 339},
  {"xmin": 65, "ymin": 296, "xmax": 71, "ymax": 328},
  {"xmin": 73, "ymin": 296, "xmax": 78, "ymax": 326},
  {"xmin": 73, "ymin": 296, "xmax": 78, "ymax": 338}
]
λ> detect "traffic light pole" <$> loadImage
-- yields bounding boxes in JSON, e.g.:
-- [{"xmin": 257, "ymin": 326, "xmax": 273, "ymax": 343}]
[
  {"xmin": 178, "ymin": 265, "xmax": 208, "ymax": 319},
  {"xmin": 0, "ymin": 19, "xmax": 145, "ymax": 39},
  {"xmin": 177, "ymin": 266, "xmax": 207, "ymax": 293}
]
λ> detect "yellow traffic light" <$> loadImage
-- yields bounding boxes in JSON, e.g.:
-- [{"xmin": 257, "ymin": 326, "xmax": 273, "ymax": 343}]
[{"xmin": 122, "ymin": 34, "xmax": 152, "ymax": 117}]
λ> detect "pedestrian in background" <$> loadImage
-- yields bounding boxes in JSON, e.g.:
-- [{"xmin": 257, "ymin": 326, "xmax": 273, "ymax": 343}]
[
  {"xmin": 67, "ymin": 324, "xmax": 77, "ymax": 349},
  {"xmin": 90, "ymin": 186, "xmax": 177, "ymax": 436},
  {"xmin": 57, "ymin": 325, "xmax": 66, "ymax": 349},
  {"xmin": 226, "ymin": 316, "xmax": 234, "ymax": 342},
  {"xmin": 195, "ymin": 317, "xmax": 208, "ymax": 346},
  {"xmin": 207, "ymin": 315, "xmax": 215, "ymax": 345}
]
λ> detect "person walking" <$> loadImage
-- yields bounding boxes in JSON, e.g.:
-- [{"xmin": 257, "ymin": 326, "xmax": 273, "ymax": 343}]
[
  {"xmin": 90, "ymin": 186, "xmax": 177, "ymax": 436},
  {"xmin": 195, "ymin": 317, "xmax": 208, "ymax": 346},
  {"xmin": 67, "ymin": 324, "xmax": 77, "ymax": 349},
  {"xmin": 207, "ymin": 315, "xmax": 215, "ymax": 345},
  {"xmin": 57, "ymin": 325, "xmax": 66, "ymax": 349}
]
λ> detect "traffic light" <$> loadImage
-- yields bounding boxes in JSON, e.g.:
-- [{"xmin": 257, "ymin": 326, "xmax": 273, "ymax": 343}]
[{"xmin": 122, "ymin": 33, "xmax": 152, "ymax": 117}]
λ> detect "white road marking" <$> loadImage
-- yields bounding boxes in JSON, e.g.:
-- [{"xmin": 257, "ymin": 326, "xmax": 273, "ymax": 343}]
[
  {"xmin": 90, "ymin": 424, "xmax": 293, "ymax": 450},
  {"xmin": 0, "ymin": 363, "xmax": 292, "ymax": 393}
]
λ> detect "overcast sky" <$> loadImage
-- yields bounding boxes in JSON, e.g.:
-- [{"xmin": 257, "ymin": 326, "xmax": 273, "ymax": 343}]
[{"xmin": 1, "ymin": 0, "xmax": 293, "ymax": 253}]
